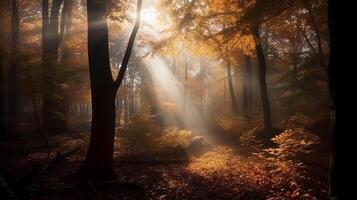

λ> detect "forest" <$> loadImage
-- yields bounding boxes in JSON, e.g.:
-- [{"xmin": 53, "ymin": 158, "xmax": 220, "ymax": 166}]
[{"xmin": 0, "ymin": 0, "xmax": 337, "ymax": 199}]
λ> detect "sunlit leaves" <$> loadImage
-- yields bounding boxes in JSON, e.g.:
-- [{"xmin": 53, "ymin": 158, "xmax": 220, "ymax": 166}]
[
  {"xmin": 156, "ymin": 128, "xmax": 192, "ymax": 147},
  {"xmin": 266, "ymin": 128, "xmax": 320, "ymax": 159}
]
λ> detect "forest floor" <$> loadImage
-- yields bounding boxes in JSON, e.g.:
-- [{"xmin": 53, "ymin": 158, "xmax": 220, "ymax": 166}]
[{"xmin": 0, "ymin": 131, "xmax": 329, "ymax": 200}]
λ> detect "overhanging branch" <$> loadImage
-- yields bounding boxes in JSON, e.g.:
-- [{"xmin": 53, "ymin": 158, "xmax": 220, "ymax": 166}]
[{"xmin": 113, "ymin": 0, "xmax": 143, "ymax": 91}]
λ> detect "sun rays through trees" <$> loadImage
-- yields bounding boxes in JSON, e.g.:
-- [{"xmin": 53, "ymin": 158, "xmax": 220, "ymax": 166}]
[{"xmin": 0, "ymin": 0, "xmax": 333, "ymax": 199}]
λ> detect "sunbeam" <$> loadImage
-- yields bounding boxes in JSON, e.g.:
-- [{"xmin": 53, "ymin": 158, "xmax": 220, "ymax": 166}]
[{"xmin": 143, "ymin": 55, "xmax": 207, "ymax": 132}]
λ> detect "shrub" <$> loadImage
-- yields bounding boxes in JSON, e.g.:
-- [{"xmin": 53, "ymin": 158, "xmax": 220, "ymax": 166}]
[
  {"xmin": 156, "ymin": 128, "xmax": 192, "ymax": 148},
  {"xmin": 280, "ymin": 112, "xmax": 314, "ymax": 129},
  {"xmin": 126, "ymin": 112, "xmax": 158, "ymax": 154},
  {"xmin": 264, "ymin": 128, "xmax": 320, "ymax": 160},
  {"xmin": 240, "ymin": 127, "xmax": 263, "ymax": 151}
]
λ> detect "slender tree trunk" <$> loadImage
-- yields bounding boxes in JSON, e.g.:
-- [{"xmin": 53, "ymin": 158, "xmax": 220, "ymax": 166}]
[
  {"xmin": 233, "ymin": 63, "xmax": 239, "ymax": 104},
  {"xmin": 252, "ymin": 25, "xmax": 273, "ymax": 131},
  {"xmin": 199, "ymin": 57, "xmax": 205, "ymax": 119},
  {"xmin": 223, "ymin": 77, "xmax": 227, "ymax": 108},
  {"xmin": 172, "ymin": 58, "xmax": 176, "ymax": 74},
  {"xmin": 183, "ymin": 58, "xmax": 188, "ymax": 128},
  {"xmin": 130, "ymin": 71, "xmax": 134, "ymax": 116},
  {"xmin": 243, "ymin": 55, "xmax": 252, "ymax": 117},
  {"xmin": 8, "ymin": 0, "xmax": 19, "ymax": 133},
  {"xmin": 42, "ymin": 0, "xmax": 70, "ymax": 135},
  {"xmin": 226, "ymin": 60, "xmax": 238, "ymax": 114},
  {"xmin": 124, "ymin": 96, "xmax": 128, "ymax": 129},
  {"xmin": 32, "ymin": 96, "xmax": 41, "ymax": 134},
  {"xmin": 57, "ymin": 0, "xmax": 73, "ymax": 132},
  {"xmin": 292, "ymin": 23, "xmax": 301, "ymax": 84}
]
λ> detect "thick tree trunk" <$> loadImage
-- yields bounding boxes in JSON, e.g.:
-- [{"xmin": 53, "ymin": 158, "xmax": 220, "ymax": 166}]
[
  {"xmin": 82, "ymin": 0, "xmax": 116, "ymax": 178},
  {"xmin": 226, "ymin": 61, "xmax": 238, "ymax": 114},
  {"xmin": 83, "ymin": 0, "xmax": 142, "ymax": 179},
  {"xmin": 243, "ymin": 55, "xmax": 252, "ymax": 117},
  {"xmin": 84, "ymin": 91, "xmax": 116, "ymax": 178},
  {"xmin": 8, "ymin": 0, "xmax": 19, "ymax": 133},
  {"xmin": 252, "ymin": 25, "xmax": 273, "ymax": 131},
  {"xmin": 328, "ymin": 0, "xmax": 337, "ymax": 198}
]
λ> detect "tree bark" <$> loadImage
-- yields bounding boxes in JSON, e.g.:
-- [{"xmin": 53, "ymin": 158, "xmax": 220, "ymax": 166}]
[
  {"xmin": 42, "ymin": 0, "xmax": 68, "ymax": 135},
  {"xmin": 83, "ymin": 0, "xmax": 116, "ymax": 178},
  {"xmin": 82, "ymin": 0, "xmax": 142, "ymax": 179},
  {"xmin": 252, "ymin": 25, "xmax": 273, "ymax": 131},
  {"xmin": 243, "ymin": 55, "xmax": 252, "ymax": 117},
  {"xmin": 183, "ymin": 58, "xmax": 188, "ymax": 127},
  {"xmin": 8, "ymin": 0, "xmax": 19, "ymax": 133},
  {"xmin": 56, "ymin": 0, "xmax": 73, "ymax": 132},
  {"xmin": 130, "ymin": 69, "xmax": 135, "ymax": 117},
  {"xmin": 328, "ymin": 0, "xmax": 337, "ymax": 199},
  {"xmin": 226, "ymin": 60, "xmax": 238, "ymax": 114}
]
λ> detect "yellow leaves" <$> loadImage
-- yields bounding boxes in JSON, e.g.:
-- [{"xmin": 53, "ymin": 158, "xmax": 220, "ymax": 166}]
[
  {"xmin": 186, "ymin": 38, "xmax": 216, "ymax": 57},
  {"xmin": 228, "ymin": 34, "xmax": 256, "ymax": 56},
  {"xmin": 240, "ymin": 127, "xmax": 264, "ymax": 151},
  {"xmin": 160, "ymin": 0, "xmax": 257, "ymax": 60},
  {"xmin": 269, "ymin": 128, "xmax": 320, "ymax": 159},
  {"xmin": 156, "ymin": 128, "xmax": 192, "ymax": 147},
  {"xmin": 187, "ymin": 146, "xmax": 234, "ymax": 175}
]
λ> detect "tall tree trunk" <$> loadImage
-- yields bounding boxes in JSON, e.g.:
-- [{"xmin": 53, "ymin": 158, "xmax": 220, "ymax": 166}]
[
  {"xmin": 56, "ymin": 0, "xmax": 73, "ymax": 132},
  {"xmin": 252, "ymin": 25, "xmax": 273, "ymax": 131},
  {"xmin": 8, "ymin": 0, "xmax": 19, "ymax": 133},
  {"xmin": 199, "ymin": 57, "xmax": 205, "ymax": 119},
  {"xmin": 42, "ymin": 0, "xmax": 68, "ymax": 135},
  {"xmin": 124, "ymin": 96, "xmax": 128, "ymax": 129},
  {"xmin": 183, "ymin": 58, "xmax": 188, "ymax": 127},
  {"xmin": 226, "ymin": 60, "xmax": 238, "ymax": 114},
  {"xmin": 83, "ymin": 0, "xmax": 142, "ymax": 179},
  {"xmin": 243, "ymin": 55, "xmax": 252, "ymax": 117},
  {"xmin": 83, "ymin": 0, "xmax": 116, "ymax": 178},
  {"xmin": 328, "ymin": 0, "xmax": 337, "ymax": 198},
  {"xmin": 130, "ymin": 70, "xmax": 135, "ymax": 117},
  {"xmin": 172, "ymin": 58, "xmax": 176, "ymax": 74},
  {"xmin": 292, "ymin": 23, "xmax": 301, "ymax": 84},
  {"xmin": 223, "ymin": 77, "xmax": 227, "ymax": 108}
]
